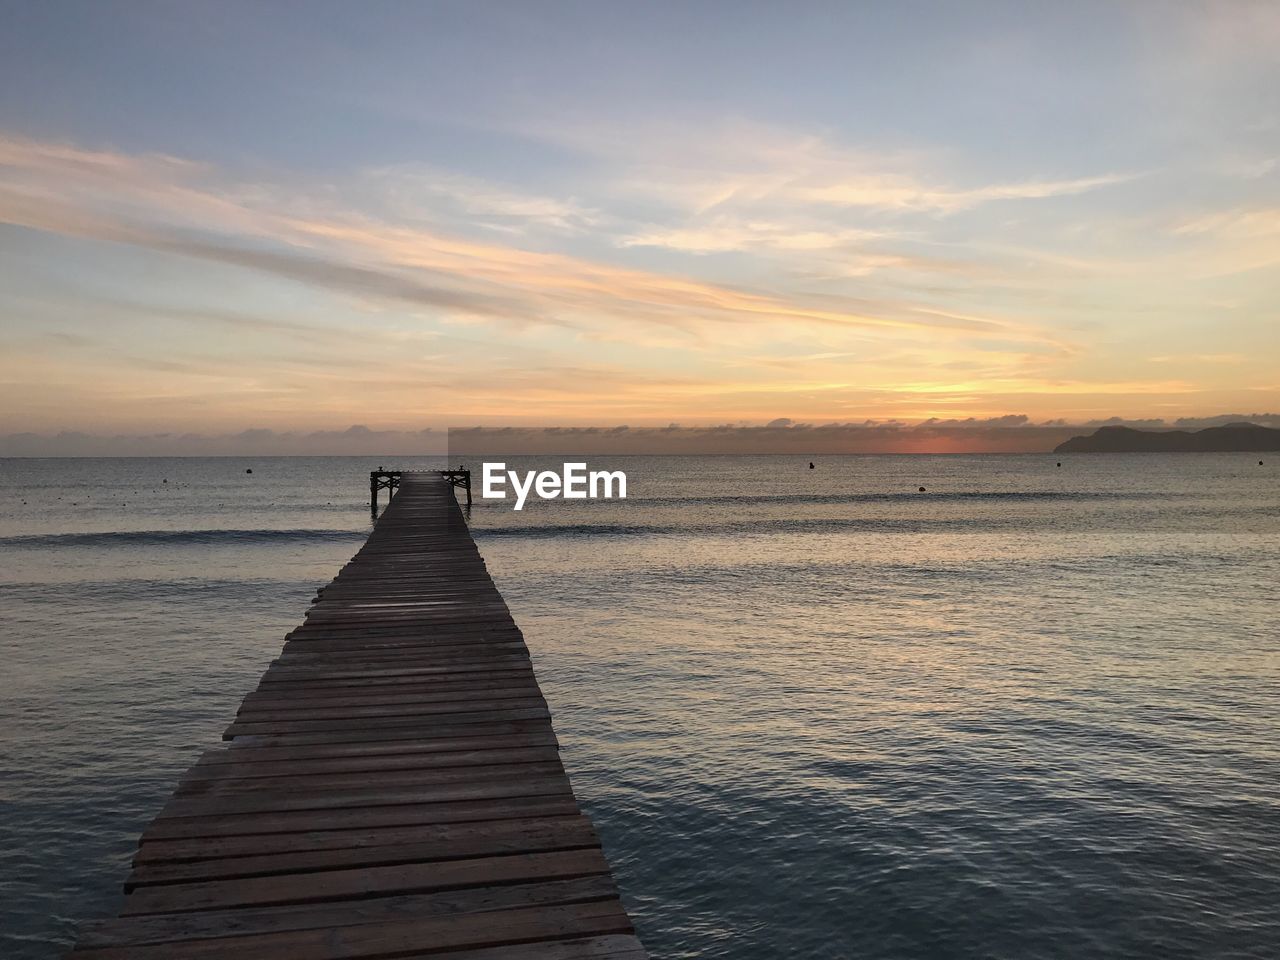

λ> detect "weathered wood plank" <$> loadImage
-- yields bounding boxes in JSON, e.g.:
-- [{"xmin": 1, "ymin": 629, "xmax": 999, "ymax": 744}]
[
  {"xmin": 139, "ymin": 795, "xmax": 583, "ymax": 845},
  {"xmin": 173, "ymin": 761, "xmax": 570, "ymax": 797},
  {"xmin": 221, "ymin": 705, "xmax": 552, "ymax": 739},
  {"xmin": 71, "ymin": 901, "xmax": 634, "ymax": 958},
  {"xmin": 132, "ymin": 815, "xmax": 593, "ymax": 865},
  {"xmin": 217, "ymin": 718, "xmax": 556, "ymax": 749},
  {"xmin": 237, "ymin": 685, "xmax": 544, "ymax": 712},
  {"xmin": 127, "ymin": 818, "xmax": 600, "ymax": 885},
  {"xmin": 156, "ymin": 773, "xmax": 574, "ymax": 820},
  {"xmin": 121, "ymin": 849, "xmax": 615, "ymax": 915},
  {"xmin": 76, "ymin": 877, "xmax": 621, "ymax": 947},
  {"xmin": 227, "ymin": 698, "xmax": 550, "ymax": 729},
  {"xmin": 184, "ymin": 746, "xmax": 563, "ymax": 781},
  {"xmin": 197, "ymin": 731, "xmax": 560, "ymax": 766}
]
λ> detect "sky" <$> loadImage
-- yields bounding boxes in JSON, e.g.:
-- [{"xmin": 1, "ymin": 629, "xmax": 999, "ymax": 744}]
[{"xmin": 1, "ymin": 0, "xmax": 1277, "ymax": 454}]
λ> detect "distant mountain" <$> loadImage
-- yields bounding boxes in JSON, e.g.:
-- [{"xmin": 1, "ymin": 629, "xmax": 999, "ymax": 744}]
[{"xmin": 1054, "ymin": 423, "xmax": 1280, "ymax": 453}]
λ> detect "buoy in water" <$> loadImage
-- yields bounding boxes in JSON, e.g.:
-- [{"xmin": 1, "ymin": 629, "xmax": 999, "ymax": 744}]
[
  {"xmin": 1057, "ymin": 462, "xmax": 1062, "ymax": 467},
  {"xmin": 245, "ymin": 468, "xmax": 253, "ymax": 474},
  {"xmin": 918, "ymin": 486, "xmax": 926, "ymax": 492}
]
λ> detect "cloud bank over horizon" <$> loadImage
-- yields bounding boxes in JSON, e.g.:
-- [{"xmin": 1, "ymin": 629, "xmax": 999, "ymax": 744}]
[{"xmin": 5, "ymin": 413, "xmax": 1279, "ymax": 457}]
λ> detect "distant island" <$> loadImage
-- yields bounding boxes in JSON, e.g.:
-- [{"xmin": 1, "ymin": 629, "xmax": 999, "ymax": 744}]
[{"xmin": 1054, "ymin": 422, "xmax": 1280, "ymax": 453}]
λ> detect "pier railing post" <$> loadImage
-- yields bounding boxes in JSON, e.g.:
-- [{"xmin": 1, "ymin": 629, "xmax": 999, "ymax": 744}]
[{"xmin": 436, "ymin": 469, "xmax": 472, "ymax": 510}]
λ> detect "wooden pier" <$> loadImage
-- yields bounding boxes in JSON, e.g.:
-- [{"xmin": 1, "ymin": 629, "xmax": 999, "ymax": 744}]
[{"xmin": 68, "ymin": 472, "xmax": 647, "ymax": 959}]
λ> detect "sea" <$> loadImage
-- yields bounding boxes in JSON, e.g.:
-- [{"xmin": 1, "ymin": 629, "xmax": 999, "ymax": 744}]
[{"xmin": 1, "ymin": 454, "xmax": 1277, "ymax": 959}]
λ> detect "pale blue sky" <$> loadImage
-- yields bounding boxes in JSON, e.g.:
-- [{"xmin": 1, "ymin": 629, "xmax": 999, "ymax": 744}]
[{"xmin": 1, "ymin": 0, "xmax": 1277, "ymax": 448}]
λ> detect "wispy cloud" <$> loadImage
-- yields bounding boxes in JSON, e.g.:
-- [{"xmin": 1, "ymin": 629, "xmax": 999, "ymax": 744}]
[
  {"xmin": 0, "ymin": 134, "xmax": 1054, "ymax": 343},
  {"xmin": 359, "ymin": 164, "xmax": 602, "ymax": 234},
  {"xmin": 1170, "ymin": 206, "xmax": 1280, "ymax": 275},
  {"xmin": 796, "ymin": 172, "xmax": 1133, "ymax": 214},
  {"xmin": 617, "ymin": 218, "xmax": 883, "ymax": 254},
  {"xmin": 530, "ymin": 116, "xmax": 1136, "ymax": 217},
  {"xmin": 1174, "ymin": 207, "xmax": 1280, "ymax": 238},
  {"xmin": 1149, "ymin": 353, "xmax": 1247, "ymax": 364}
]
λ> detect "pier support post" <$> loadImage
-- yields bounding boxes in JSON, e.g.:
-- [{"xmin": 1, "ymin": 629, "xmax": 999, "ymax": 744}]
[
  {"xmin": 439, "ymin": 469, "xmax": 472, "ymax": 509},
  {"xmin": 369, "ymin": 470, "xmax": 402, "ymax": 518}
]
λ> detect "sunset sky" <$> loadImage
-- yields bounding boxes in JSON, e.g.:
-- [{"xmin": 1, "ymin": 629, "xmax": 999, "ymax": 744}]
[{"xmin": 1, "ymin": 1, "xmax": 1278, "ymax": 453}]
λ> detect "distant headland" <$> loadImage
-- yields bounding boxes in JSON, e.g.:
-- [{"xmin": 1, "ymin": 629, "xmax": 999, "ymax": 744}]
[{"xmin": 1054, "ymin": 423, "xmax": 1280, "ymax": 453}]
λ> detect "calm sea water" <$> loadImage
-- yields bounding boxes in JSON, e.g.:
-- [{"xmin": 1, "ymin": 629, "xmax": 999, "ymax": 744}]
[{"xmin": 1, "ymin": 455, "xmax": 1277, "ymax": 959}]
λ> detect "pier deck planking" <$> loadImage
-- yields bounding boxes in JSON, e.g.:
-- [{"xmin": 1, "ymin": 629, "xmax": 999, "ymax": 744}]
[{"xmin": 67, "ymin": 472, "xmax": 646, "ymax": 959}]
